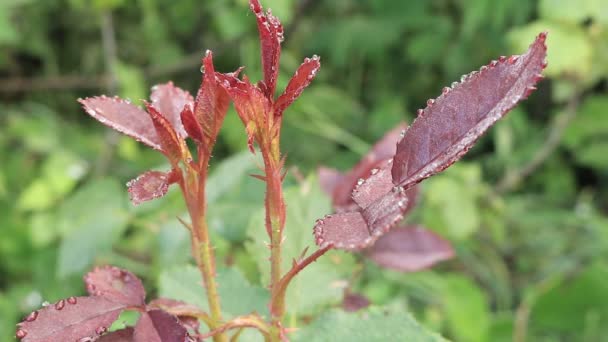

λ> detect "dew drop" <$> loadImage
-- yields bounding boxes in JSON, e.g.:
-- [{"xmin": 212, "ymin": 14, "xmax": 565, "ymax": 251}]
[
  {"xmin": 479, "ymin": 65, "xmax": 488, "ymax": 72},
  {"xmin": 200, "ymin": 64, "xmax": 205, "ymax": 74},
  {"xmin": 460, "ymin": 74, "xmax": 468, "ymax": 82},
  {"xmin": 16, "ymin": 329, "xmax": 27, "ymax": 339},
  {"xmin": 25, "ymin": 311, "xmax": 38, "ymax": 322},
  {"xmin": 357, "ymin": 178, "xmax": 365, "ymax": 186},
  {"xmin": 426, "ymin": 99, "xmax": 435, "ymax": 106},
  {"xmin": 490, "ymin": 60, "xmax": 498, "ymax": 67},
  {"xmin": 442, "ymin": 87, "xmax": 450, "ymax": 95},
  {"xmin": 508, "ymin": 55, "xmax": 519, "ymax": 64},
  {"xmin": 370, "ymin": 168, "xmax": 379, "ymax": 175},
  {"xmin": 67, "ymin": 297, "xmax": 77, "ymax": 305},
  {"xmin": 41, "ymin": 301, "xmax": 50, "ymax": 307},
  {"xmin": 95, "ymin": 326, "xmax": 107, "ymax": 335},
  {"xmin": 498, "ymin": 55, "xmax": 506, "ymax": 62},
  {"xmin": 311, "ymin": 54, "xmax": 320, "ymax": 61},
  {"xmin": 400, "ymin": 129, "xmax": 406, "ymax": 138},
  {"xmin": 55, "ymin": 299, "xmax": 65, "ymax": 310},
  {"xmin": 451, "ymin": 81, "xmax": 458, "ymax": 88}
]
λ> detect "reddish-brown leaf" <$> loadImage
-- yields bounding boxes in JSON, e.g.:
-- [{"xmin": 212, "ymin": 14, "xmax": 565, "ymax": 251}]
[
  {"xmin": 133, "ymin": 310, "xmax": 188, "ymax": 342},
  {"xmin": 274, "ymin": 56, "xmax": 321, "ymax": 116},
  {"xmin": 318, "ymin": 167, "xmax": 345, "ymax": 198},
  {"xmin": 98, "ymin": 327, "xmax": 134, "ymax": 342},
  {"xmin": 365, "ymin": 225, "xmax": 454, "ymax": 272},
  {"xmin": 150, "ymin": 81, "xmax": 193, "ymax": 138},
  {"xmin": 250, "ymin": 0, "xmax": 283, "ymax": 98},
  {"xmin": 127, "ymin": 170, "xmax": 178, "ymax": 206},
  {"xmin": 16, "ymin": 297, "xmax": 124, "ymax": 342},
  {"xmin": 179, "ymin": 104, "xmax": 204, "ymax": 144},
  {"xmin": 331, "ymin": 124, "xmax": 406, "ymax": 210},
  {"xmin": 342, "ymin": 292, "xmax": 370, "ymax": 312},
  {"xmin": 145, "ymin": 103, "xmax": 186, "ymax": 164},
  {"xmin": 147, "ymin": 298, "xmax": 203, "ymax": 333},
  {"xmin": 84, "ymin": 265, "xmax": 146, "ymax": 307},
  {"xmin": 79, "ymin": 96, "xmax": 160, "ymax": 150},
  {"xmin": 392, "ymin": 32, "xmax": 548, "ymax": 189},
  {"xmin": 193, "ymin": 51, "xmax": 232, "ymax": 146}
]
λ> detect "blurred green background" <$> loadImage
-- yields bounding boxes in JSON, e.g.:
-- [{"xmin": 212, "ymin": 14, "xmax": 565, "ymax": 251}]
[{"xmin": 1, "ymin": 0, "xmax": 607, "ymax": 341}]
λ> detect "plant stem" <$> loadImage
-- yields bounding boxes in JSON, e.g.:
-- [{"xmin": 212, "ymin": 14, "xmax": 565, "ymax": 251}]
[
  {"xmin": 260, "ymin": 139, "xmax": 287, "ymax": 341},
  {"xmin": 181, "ymin": 160, "xmax": 227, "ymax": 342}
]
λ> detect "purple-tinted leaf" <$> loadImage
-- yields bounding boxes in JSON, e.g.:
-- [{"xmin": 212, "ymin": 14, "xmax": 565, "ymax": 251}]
[
  {"xmin": 84, "ymin": 265, "xmax": 146, "ymax": 307},
  {"xmin": 98, "ymin": 327, "xmax": 134, "ymax": 342},
  {"xmin": 331, "ymin": 124, "xmax": 406, "ymax": 209},
  {"xmin": 16, "ymin": 297, "xmax": 124, "ymax": 342},
  {"xmin": 392, "ymin": 32, "xmax": 548, "ymax": 189},
  {"xmin": 193, "ymin": 51, "xmax": 232, "ymax": 147},
  {"xmin": 365, "ymin": 225, "xmax": 455, "ymax": 272},
  {"xmin": 274, "ymin": 56, "xmax": 321, "ymax": 116},
  {"xmin": 145, "ymin": 103, "xmax": 186, "ymax": 164},
  {"xmin": 147, "ymin": 298, "xmax": 203, "ymax": 333},
  {"xmin": 133, "ymin": 310, "xmax": 188, "ymax": 342},
  {"xmin": 318, "ymin": 167, "xmax": 345, "ymax": 198},
  {"xmin": 127, "ymin": 170, "xmax": 179, "ymax": 206},
  {"xmin": 150, "ymin": 82, "xmax": 193, "ymax": 138},
  {"xmin": 342, "ymin": 292, "xmax": 370, "ymax": 312},
  {"xmin": 79, "ymin": 96, "xmax": 160, "ymax": 150},
  {"xmin": 250, "ymin": 0, "xmax": 283, "ymax": 98}
]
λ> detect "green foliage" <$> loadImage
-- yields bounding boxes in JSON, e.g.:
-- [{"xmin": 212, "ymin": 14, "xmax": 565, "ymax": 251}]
[{"xmin": 1, "ymin": 0, "xmax": 607, "ymax": 340}]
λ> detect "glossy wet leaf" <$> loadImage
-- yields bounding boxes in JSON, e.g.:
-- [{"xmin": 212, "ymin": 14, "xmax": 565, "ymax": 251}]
[
  {"xmin": 84, "ymin": 266, "xmax": 146, "ymax": 307},
  {"xmin": 392, "ymin": 33, "xmax": 548, "ymax": 190},
  {"xmin": 79, "ymin": 96, "xmax": 160, "ymax": 150},
  {"xmin": 250, "ymin": 0, "xmax": 283, "ymax": 98},
  {"xmin": 150, "ymin": 82, "xmax": 193, "ymax": 139},
  {"xmin": 145, "ymin": 103, "xmax": 185, "ymax": 163},
  {"xmin": 16, "ymin": 297, "xmax": 124, "ymax": 342},
  {"xmin": 365, "ymin": 225, "xmax": 454, "ymax": 272},
  {"xmin": 127, "ymin": 170, "xmax": 174, "ymax": 206},
  {"xmin": 274, "ymin": 56, "xmax": 321, "ymax": 115}
]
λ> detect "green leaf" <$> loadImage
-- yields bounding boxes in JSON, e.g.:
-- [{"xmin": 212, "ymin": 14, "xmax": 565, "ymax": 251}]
[
  {"xmin": 539, "ymin": 0, "xmax": 608, "ymax": 25},
  {"xmin": 563, "ymin": 96, "xmax": 608, "ymax": 169},
  {"xmin": 246, "ymin": 176, "xmax": 355, "ymax": 315},
  {"xmin": 422, "ymin": 164, "xmax": 482, "ymax": 240},
  {"xmin": 206, "ymin": 150, "xmax": 256, "ymax": 203},
  {"xmin": 158, "ymin": 265, "xmax": 269, "ymax": 318},
  {"xmin": 440, "ymin": 275, "xmax": 490, "ymax": 342},
  {"xmin": 294, "ymin": 307, "xmax": 448, "ymax": 342},
  {"xmin": 56, "ymin": 179, "xmax": 129, "ymax": 276}
]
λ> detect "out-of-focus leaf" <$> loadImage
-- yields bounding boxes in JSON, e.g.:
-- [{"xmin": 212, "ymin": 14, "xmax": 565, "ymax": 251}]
[
  {"xmin": 392, "ymin": 33, "xmax": 547, "ymax": 189},
  {"xmin": 365, "ymin": 225, "xmax": 454, "ymax": 272},
  {"xmin": 247, "ymin": 177, "xmax": 355, "ymax": 315},
  {"xmin": 158, "ymin": 265, "xmax": 268, "ymax": 317},
  {"xmin": 563, "ymin": 96, "xmax": 608, "ymax": 169},
  {"xmin": 56, "ymin": 179, "xmax": 129, "ymax": 277},
  {"xmin": 98, "ymin": 327, "xmax": 134, "ymax": 342},
  {"xmin": 133, "ymin": 310, "xmax": 188, "ymax": 342},
  {"xmin": 440, "ymin": 275, "xmax": 490, "ymax": 342},
  {"xmin": 294, "ymin": 307, "xmax": 447, "ymax": 342},
  {"xmin": 84, "ymin": 266, "xmax": 146, "ymax": 307},
  {"xmin": 531, "ymin": 263, "xmax": 608, "ymax": 333},
  {"xmin": 16, "ymin": 297, "xmax": 124, "ymax": 342},
  {"xmin": 206, "ymin": 150, "xmax": 256, "ymax": 203},
  {"xmin": 539, "ymin": 0, "xmax": 607, "ymax": 25},
  {"xmin": 508, "ymin": 22, "xmax": 591, "ymax": 79},
  {"xmin": 115, "ymin": 61, "xmax": 147, "ymax": 104}
]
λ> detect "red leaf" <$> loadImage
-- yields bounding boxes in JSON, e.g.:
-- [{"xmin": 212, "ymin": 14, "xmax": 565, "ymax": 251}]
[
  {"xmin": 392, "ymin": 32, "xmax": 548, "ymax": 189},
  {"xmin": 274, "ymin": 56, "xmax": 321, "ymax": 115},
  {"xmin": 328, "ymin": 124, "xmax": 406, "ymax": 210},
  {"xmin": 79, "ymin": 96, "xmax": 160, "ymax": 150},
  {"xmin": 98, "ymin": 327, "xmax": 134, "ymax": 342},
  {"xmin": 342, "ymin": 292, "xmax": 370, "ymax": 312},
  {"xmin": 317, "ymin": 167, "xmax": 345, "ymax": 198},
  {"xmin": 250, "ymin": 0, "xmax": 283, "ymax": 98},
  {"xmin": 147, "ymin": 298, "xmax": 202, "ymax": 333},
  {"xmin": 150, "ymin": 81, "xmax": 193, "ymax": 138},
  {"xmin": 365, "ymin": 225, "xmax": 454, "ymax": 272},
  {"xmin": 127, "ymin": 170, "xmax": 178, "ymax": 206},
  {"xmin": 84, "ymin": 265, "xmax": 146, "ymax": 307},
  {"xmin": 134, "ymin": 310, "xmax": 188, "ymax": 342},
  {"xmin": 193, "ymin": 51, "xmax": 232, "ymax": 146},
  {"xmin": 16, "ymin": 297, "xmax": 124, "ymax": 342},
  {"xmin": 180, "ymin": 104, "xmax": 204, "ymax": 144},
  {"xmin": 145, "ymin": 103, "xmax": 187, "ymax": 163}
]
